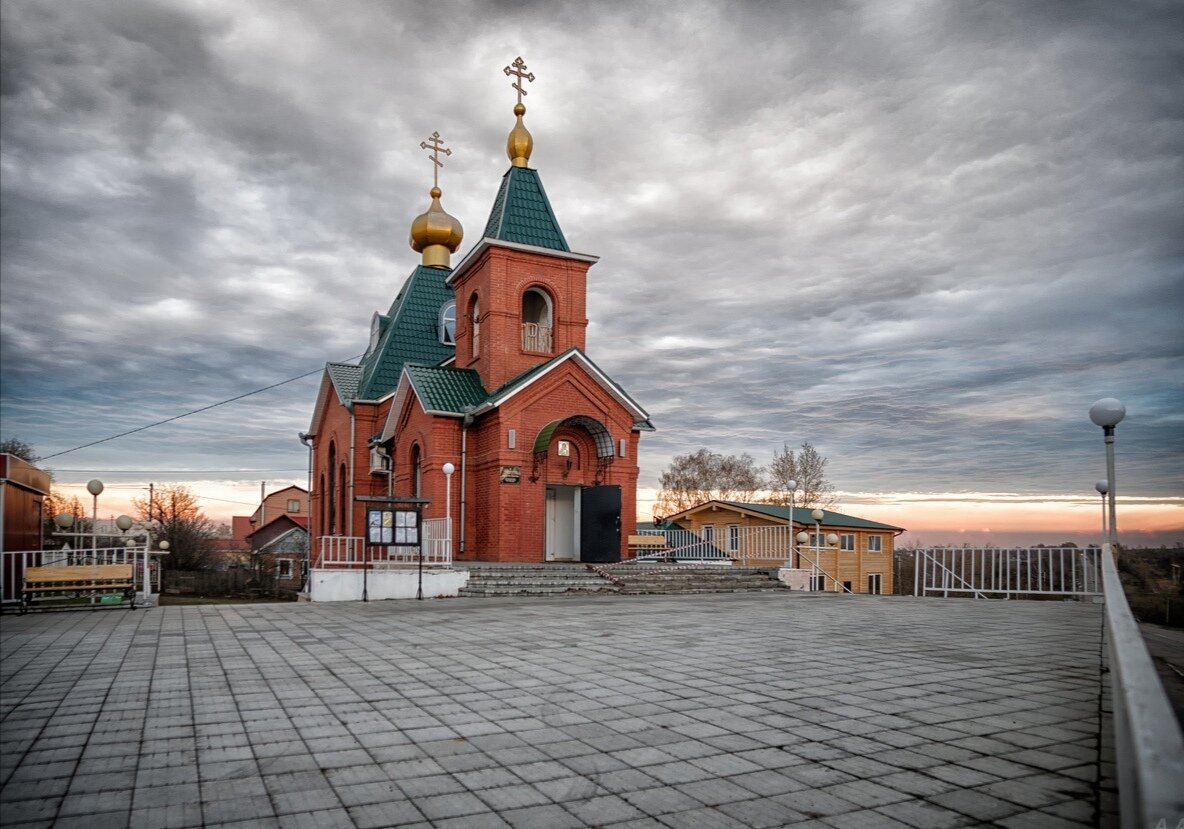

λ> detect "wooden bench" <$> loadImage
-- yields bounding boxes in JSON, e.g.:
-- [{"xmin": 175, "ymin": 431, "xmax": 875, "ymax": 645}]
[{"xmin": 21, "ymin": 564, "xmax": 136, "ymax": 614}]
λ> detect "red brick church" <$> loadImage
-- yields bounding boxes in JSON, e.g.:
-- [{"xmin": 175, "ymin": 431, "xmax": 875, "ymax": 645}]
[{"xmin": 306, "ymin": 59, "xmax": 652, "ymax": 565}]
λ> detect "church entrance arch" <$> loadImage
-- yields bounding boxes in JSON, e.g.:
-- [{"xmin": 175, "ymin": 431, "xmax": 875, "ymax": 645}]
[{"xmin": 534, "ymin": 417, "xmax": 621, "ymax": 562}]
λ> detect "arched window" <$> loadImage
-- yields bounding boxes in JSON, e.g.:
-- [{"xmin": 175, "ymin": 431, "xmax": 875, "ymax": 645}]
[
  {"xmin": 411, "ymin": 444, "xmax": 422, "ymax": 497},
  {"xmin": 338, "ymin": 462, "xmax": 347, "ymax": 536},
  {"xmin": 521, "ymin": 288, "xmax": 553, "ymax": 353},
  {"xmin": 318, "ymin": 473, "xmax": 326, "ymax": 535},
  {"xmin": 439, "ymin": 301, "xmax": 456, "ymax": 345},
  {"xmin": 468, "ymin": 294, "xmax": 481, "ymax": 358},
  {"xmin": 327, "ymin": 442, "xmax": 337, "ymax": 534}
]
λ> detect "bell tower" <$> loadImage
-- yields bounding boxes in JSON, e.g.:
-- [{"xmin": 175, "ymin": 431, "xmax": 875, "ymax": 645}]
[{"xmin": 449, "ymin": 56, "xmax": 596, "ymax": 391}]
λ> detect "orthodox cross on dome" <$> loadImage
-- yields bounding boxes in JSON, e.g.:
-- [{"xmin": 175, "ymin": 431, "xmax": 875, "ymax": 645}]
[
  {"xmin": 503, "ymin": 56, "xmax": 535, "ymax": 105},
  {"xmin": 419, "ymin": 131, "xmax": 452, "ymax": 189}
]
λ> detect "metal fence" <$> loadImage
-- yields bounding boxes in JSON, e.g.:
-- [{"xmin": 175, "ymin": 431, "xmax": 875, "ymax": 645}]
[
  {"xmin": 2, "ymin": 546, "xmax": 155, "ymax": 604},
  {"xmin": 1100, "ymin": 544, "xmax": 1184, "ymax": 825},
  {"xmin": 314, "ymin": 520, "xmax": 452, "ymax": 570},
  {"xmin": 914, "ymin": 547, "xmax": 1103, "ymax": 598}
]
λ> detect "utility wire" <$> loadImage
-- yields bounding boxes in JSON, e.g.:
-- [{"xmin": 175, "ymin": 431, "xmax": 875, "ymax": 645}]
[{"xmin": 39, "ymin": 355, "xmax": 362, "ymax": 462}]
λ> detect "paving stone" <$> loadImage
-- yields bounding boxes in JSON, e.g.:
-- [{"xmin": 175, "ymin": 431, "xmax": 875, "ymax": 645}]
[{"xmin": 0, "ymin": 595, "xmax": 1106, "ymax": 829}]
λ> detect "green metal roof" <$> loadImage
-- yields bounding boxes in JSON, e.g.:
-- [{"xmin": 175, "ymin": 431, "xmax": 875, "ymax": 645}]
[
  {"xmin": 482, "ymin": 167, "xmax": 570, "ymax": 252},
  {"xmin": 404, "ymin": 364, "xmax": 487, "ymax": 414},
  {"xmin": 326, "ymin": 362, "xmax": 362, "ymax": 405},
  {"xmin": 720, "ymin": 501, "xmax": 904, "ymax": 531},
  {"xmin": 356, "ymin": 265, "xmax": 456, "ymax": 399}
]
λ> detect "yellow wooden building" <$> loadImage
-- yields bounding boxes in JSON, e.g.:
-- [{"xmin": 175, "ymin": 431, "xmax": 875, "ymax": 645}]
[{"xmin": 665, "ymin": 500, "xmax": 904, "ymax": 594}]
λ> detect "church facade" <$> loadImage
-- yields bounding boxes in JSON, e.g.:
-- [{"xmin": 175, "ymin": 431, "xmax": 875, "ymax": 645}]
[{"xmin": 306, "ymin": 60, "xmax": 652, "ymax": 567}]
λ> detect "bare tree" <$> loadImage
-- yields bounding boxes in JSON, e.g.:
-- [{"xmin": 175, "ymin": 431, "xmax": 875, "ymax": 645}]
[
  {"xmin": 653, "ymin": 449, "xmax": 765, "ymax": 520},
  {"xmin": 133, "ymin": 484, "xmax": 216, "ymax": 570},
  {"xmin": 0, "ymin": 436, "xmax": 38, "ymax": 462},
  {"xmin": 765, "ymin": 442, "xmax": 837, "ymax": 510}
]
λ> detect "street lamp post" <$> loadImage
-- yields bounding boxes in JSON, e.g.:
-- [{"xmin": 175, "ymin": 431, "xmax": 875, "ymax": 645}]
[
  {"xmin": 1094, "ymin": 479, "xmax": 1109, "ymax": 539},
  {"xmin": 86, "ymin": 479, "xmax": 104, "ymax": 554},
  {"xmin": 442, "ymin": 463, "xmax": 456, "ymax": 562},
  {"xmin": 785, "ymin": 479, "xmax": 797, "ymax": 567},
  {"xmin": 1089, "ymin": 398, "xmax": 1125, "ymax": 547}
]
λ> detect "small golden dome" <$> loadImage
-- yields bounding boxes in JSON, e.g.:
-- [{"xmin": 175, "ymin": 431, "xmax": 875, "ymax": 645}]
[
  {"xmin": 507, "ymin": 103, "xmax": 533, "ymax": 168},
  {"xmin": 409, "ymin": 187, "xmax": 463, "ymax": 268}
]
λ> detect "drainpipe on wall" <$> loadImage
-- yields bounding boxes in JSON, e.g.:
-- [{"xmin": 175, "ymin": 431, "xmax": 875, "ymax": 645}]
[
  {"xmin": 348, "ymin": 409, "xmax": 356, "ymax": 538},
  {"xmin": 459, "ymin": 409, "xmax": 473, "ymax": 555}
]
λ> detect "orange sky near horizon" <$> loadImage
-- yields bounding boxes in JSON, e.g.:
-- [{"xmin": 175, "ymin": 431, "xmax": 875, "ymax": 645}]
[{"xmin": 51, "ymin": 479, "xmax": 1183, "ymax": 548}]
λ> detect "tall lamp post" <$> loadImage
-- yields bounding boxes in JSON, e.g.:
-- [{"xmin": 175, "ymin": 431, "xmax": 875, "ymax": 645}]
[
  {"xmin": 86, "ymin": 479, "xmax": 104, "ymax": 554},
  {"xmin": 442, "ymin": 463, "xmax": 456, "ymax": 562},
  {"xmin": 785, "ymin": 479, "xmax": 797, "ymax": 567},
  {"xmin": 1094, "ymin": 479, "xmax": 1109, "ymax": 539},
  {"xmin": 1089, "ymin": 398, "xmax": 1125, "ymax": 547}
]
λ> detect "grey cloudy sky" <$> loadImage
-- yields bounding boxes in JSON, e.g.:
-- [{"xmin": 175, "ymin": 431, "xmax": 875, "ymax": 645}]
[{"xmin": 1, "ymin": 0, "xmax": 1182, "ymax": 535}]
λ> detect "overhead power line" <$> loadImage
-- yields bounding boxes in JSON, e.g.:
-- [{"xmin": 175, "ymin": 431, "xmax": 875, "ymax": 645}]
[{"xmin": 39, "ymin": 355, "xmax": 362, "ymax": 462}]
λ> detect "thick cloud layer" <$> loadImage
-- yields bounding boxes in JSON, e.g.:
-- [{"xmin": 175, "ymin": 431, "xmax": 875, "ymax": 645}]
[{"xmin": 1, "ymin": 0, "xmax": 1181, "ymax": 526}]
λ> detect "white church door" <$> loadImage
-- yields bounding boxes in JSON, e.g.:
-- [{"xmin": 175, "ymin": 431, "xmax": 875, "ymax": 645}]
[{"xmin": 545, "ymin": 485, "xmax": 580, "ymax": 561}]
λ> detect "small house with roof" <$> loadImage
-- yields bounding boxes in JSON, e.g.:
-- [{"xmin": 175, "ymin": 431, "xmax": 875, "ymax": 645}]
[
  {"xmin": 305, "ymin": 59, "xmax": 651, "ymax": 574},
  {"xmin": 665, "ymin": 501, "xmax": 905, "ymax": 594}
]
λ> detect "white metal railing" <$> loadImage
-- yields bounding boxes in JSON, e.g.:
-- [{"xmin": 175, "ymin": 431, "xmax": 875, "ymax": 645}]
[
  {"xmin": 914, "ymin": 547, "xmax": 1103, "ymax": 598},
  {"xmin": 2, "ymin": 546, "xmax": 158, "ymax": 604},
  {"xmin": 522, "ymin": 323, "xmax": 552, "ymax": 353},
  {"xmin": 633, "ymin": 529, "xmax": 732, "ymax": 563},
  {"xmin": 1100, "ymin": 544, "xmax": 1184, "ymax": 825},
  {"xmin": 420, "ymin": 518, "xmax": 452, "ymax": 566},
  {"xmin": 315, "ymin": 525, "xmax": 452, "ymax": 569}
]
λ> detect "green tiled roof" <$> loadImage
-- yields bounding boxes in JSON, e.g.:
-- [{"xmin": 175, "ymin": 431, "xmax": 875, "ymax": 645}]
[
  {"xmin": 326, "ymin": 362, "xmax": 362, "ymax": 405},
  {"xmin": 404, "ymin": 365, "xmax": 487, "ymax": 414},
  {"xmin": 356, "ymin": 265, "xmax": 456, "ymax": 399},
  {"xmin": 721, "ymin": 501, "xmax": 904, "ymax": 531},
  {"xmin": 482, "ymin": 167, "xmax": 570, "ymax": 251}
]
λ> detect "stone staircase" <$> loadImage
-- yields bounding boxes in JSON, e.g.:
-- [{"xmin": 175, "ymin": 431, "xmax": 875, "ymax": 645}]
[
  {"xmin": 455, "ymin": 562, "xmax": 789, "ymax": 598},
  {"xmin": 601, "ymin": 564, "xmax": 788, "ymax": 595},
  {"xmin": 457, "ymin": 563, "xmax": 619, "ymax": 598}
]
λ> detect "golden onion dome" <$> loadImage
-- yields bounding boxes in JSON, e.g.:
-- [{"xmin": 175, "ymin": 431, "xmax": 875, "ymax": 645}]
[
  {"xmin": 409, "ymin": 186, "xmax": 463, "ymax": 268},
  {"xmin": 506, "ymin": 102, "xmax": 533, "ymax": 168}
]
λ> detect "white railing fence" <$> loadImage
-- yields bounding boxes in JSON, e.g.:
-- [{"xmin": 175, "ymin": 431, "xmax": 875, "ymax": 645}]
[
  {"xmin": 914, "ymin": 547, "xmax": 1103, "ymax": 598},
  {"xmin": 2, "ymin": 546, "xmax": 158, "ymax": 604},
  {"xmin": 1100, "ymin": 544, "xmax": 1184, "ymax": 826},
  {"xmin": 315, "ymin": 522, "xmax": 452, "ymax": 570},
  {"xmin": 521, "ymin": 323, "xmax": 552, "ymax": 353}
]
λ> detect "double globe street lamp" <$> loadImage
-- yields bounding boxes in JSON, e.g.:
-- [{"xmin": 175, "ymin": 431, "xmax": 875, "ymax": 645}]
[{"xmin": 1089, "ymin": 398, "xmax": 1125, "ymax": 548}]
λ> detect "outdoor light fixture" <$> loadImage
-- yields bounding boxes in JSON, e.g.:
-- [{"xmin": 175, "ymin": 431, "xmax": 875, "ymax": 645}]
[
  {"xmin": 115, "ymin": 515, "xmax": 134, "ymax": 532},
  {"xmin": 86, "ymin": 479, "xmax": 104, "ymax": 553},
  {"xmin": 1094, "ymin": 479, "xmax": 1109, "ymax": 538},
  {"xmin": 1089, "ymin": 398, "xmax": 1125, "ymax": 547},
  {"xmin": 785, "ymin": 479, "xmax": 797, "ymax": 567},
  {"xmin": 53, "ymin": 513, "xmax": 75, "ymax": 531}
]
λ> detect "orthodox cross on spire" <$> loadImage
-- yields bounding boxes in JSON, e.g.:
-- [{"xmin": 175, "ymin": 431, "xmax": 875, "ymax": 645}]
[
  {"xmin": 503, "ymin": 56, "xmax": 535, "ymax": 105},
  {"xmin": 419, "ymin": 131, "xmax": 452, "ymax": 189}
]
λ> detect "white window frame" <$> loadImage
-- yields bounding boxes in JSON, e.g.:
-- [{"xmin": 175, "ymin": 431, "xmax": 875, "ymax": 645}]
[
  {"xmin": 867, "ymin": 535, "xmax": 883, "ymax": 552},
  {"xmin": 868, "ymin": 573, "xmax": 882, "ymax": 594},
  {"xmin": 839, "ymin": 533, "xmax": 855, "ymax": 552},
  {"xmin": 287, "ymin": 499, "xmax": 300, "ymax": 513},
  {"xmin": 701, "ymin": 524, "xmax": 715, "ymax": 544},
  {"xmin": 277, "ymin": 559, "xmax": 293, "ymax": 579},
  {"xmin": 809, "ymin": 575, "xmax": 826, "ymax": 591},
  {"xmin": 440, "ymin": 301, "xmax": 457, "ymax": 345},
  {"xmin": 727, "ymin": 524, "xmax": 740, "ymax": 553}
]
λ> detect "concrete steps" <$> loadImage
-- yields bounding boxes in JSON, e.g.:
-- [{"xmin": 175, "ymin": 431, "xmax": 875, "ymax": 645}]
[
  {"xmin": 457, "ymin": 563, "xmax": 618, "ymax": 598},
  {"xmin": 604, "ymin": 565, "xmax": 788, "ymax": 595},
  {"xmin": 455, "ymin": 563, "xmax": 788, "ymax": 598}
]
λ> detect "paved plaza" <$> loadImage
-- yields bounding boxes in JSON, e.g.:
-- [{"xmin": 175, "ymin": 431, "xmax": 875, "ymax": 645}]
[{"xmin": 1, "ymin": 593, "xmax": 1108, "ymax": 828}]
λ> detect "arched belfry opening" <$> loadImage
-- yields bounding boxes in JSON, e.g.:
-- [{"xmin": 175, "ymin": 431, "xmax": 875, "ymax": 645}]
[{"xmin": 521, "ymin": 288, "xmax": 553, "ymax": 353}]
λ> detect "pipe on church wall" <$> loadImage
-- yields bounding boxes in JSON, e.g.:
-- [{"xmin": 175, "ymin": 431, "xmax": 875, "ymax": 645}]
[
  {"xmin": 460, "ymin": 410, "xmax": 473, "ymax": 554},
  {"xmin": 348, "ymin": 410, "xmax": 356, "ymax": 538}
]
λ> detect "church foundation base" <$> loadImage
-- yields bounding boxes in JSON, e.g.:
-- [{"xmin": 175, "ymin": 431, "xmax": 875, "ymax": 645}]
[{"xmin": 308, "ymin": 568, "xmax": 470, "ymax": 602}]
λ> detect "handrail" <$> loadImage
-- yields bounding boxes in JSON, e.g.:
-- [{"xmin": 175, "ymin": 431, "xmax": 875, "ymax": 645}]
[{"xmin": 1100, "ymin": 543, "xmax": 1184, "ymax": 826}]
